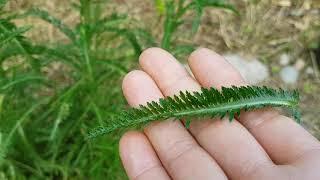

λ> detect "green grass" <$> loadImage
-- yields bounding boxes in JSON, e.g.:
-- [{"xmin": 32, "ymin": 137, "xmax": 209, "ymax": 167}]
[{"xmin": 0, "ymin": 0, "xmax": 236, "ymax": 179}]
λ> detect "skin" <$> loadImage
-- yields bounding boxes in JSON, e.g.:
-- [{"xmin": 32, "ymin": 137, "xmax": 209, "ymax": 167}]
[{"xmin": 119, "ymin": 47, "xmax": 320, "ymax": 180}]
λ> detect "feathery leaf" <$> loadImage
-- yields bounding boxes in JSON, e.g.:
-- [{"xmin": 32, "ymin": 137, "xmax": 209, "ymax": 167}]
[
  {"xmin": 88, "ymin": 86, "xmax": 300, "ymax": 138},
  {"xmin": 25, "ymin": 8, "xmax": 76, "ymax": 41}
]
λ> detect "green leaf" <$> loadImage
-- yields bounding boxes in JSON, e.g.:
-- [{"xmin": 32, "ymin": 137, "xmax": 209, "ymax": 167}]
[
  {"xmin": 132, "ymin": 29, "xmax": 157, "ymax": 48},
  {"xmin": 0, "ymin": 75, "xmax": 46, "ymax": 92},
  {"xmin": 0, "ymin": 131, "xmax": 6, "ymax": 164},
  {"xmin": 161, "ymin": 1, "xmax": 176, "ymax": 49},
  {"xmin": 103, "ymin": 27, "xmax": 143, "ymax": 56},
  {"xmin": 190, "ymin": 0, "xmax": 238, "ymax": 33},
  {"xmin": 172, "ymin": 44, "xmax": 195, "ymax": 56},
  {"xmin": 50, "ymin": 103, "xmax": 71, "ymax": 140},
  {"xmin": 0, "ymin": 42, "xmax": 80, "ymax": 70},
  {"xmin": 0, "ymin": 0, "xmax": 7, "ymax": 10},
  {"xmin": 185, "ymin": 118, "xmax": 192, "ymax": 129},
  {"xmin": 25, "ymin": 8, "xmax": 76, "ymax": 41},
  {"xmin": 1, "ymin": 99, "xmax": 47, "ymax": 165},
  {"xmin": 199, "ymin": 0, "xmax": 238, "ymax": 14},
  {"xmin": 0, "ymin": 26, "xmax": 31, "ymax": 46},
  {"xmin": 0, "ymin": 94, "xmax": 3, "ymax": 114},
  {"xmin": 91, "ymin": 13, "xmax": 128, "ymax": 34},
  {"xmin": 93, "ymin": 59, "xmax": 128, "ymax": 76},
  {"xmin": 191, "ymin": 0, "xmax": 204, "ymax": 33},
  {"xmin": 88, "ymin": 86, "xmax": 300, "ymax": 138},
  {"xmin": 0, "ymin": 21, "xmax": 40, "ymax": 71}
]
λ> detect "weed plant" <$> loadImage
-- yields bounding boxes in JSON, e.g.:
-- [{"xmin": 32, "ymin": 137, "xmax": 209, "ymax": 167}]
[{"xmin": 0, "ymin": 0, "xmax": 235, "ymax": 179}]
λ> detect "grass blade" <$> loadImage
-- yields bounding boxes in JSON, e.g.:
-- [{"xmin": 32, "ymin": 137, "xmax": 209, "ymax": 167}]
[{"xmin": 0, "ymin": 76, "xmax": 46, "ymax": 91}]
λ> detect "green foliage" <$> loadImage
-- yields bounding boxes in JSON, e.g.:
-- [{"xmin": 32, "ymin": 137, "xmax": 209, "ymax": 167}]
[
  {"xmin": 0, "ymin": 131, "xmax": 4, "ymax": 163},
  {"xmin": 0, "ymin": 0, "xmax": 134, "ymax": 178},
  {"xmin": 0, "ymin": 75, "xmax": 45, "ymax": 92},
  {"xmin": 88, "ymin": 86, "xmax": 300, "ymax": 138},
  {"xmin": 0, "ymin": 26, "xmax": 30, "ymax": 47},
  {"xmin": 0, "ymin": 0, "xmax": 237, "ymax": 178},
  {"xmin": 0, "ymin": 0, "xmax": 7, "ymax": 10},
  {"xmin": 160, "ymin": 0, "xmax": 237, "ymax": 52},
  {"xmin": 191, "ymin": 0, "xmax": 238, "ymax": 33},
  {"xmin": 25, "ymin": 8, "xmax": 76, "ymax": 41},
  {"xmin": 0, "ymin": 94, "xmax": 3, "ymax": 113}
]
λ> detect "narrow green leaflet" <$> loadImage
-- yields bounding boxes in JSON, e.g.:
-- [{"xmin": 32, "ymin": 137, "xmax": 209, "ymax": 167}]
[
  {"xmin": 25, "ymin": 8, "xmax": 76, "ymax": 41},
  {"xmin": 0, "ymin": 131, "xmax": 5, "ymax": 164},
  {"xmin": 0, "ymin": 26, "xmax": 31, "ymax": 46},
  {"xmin": 190, "ymin": 0, "xmax": 238, "ymax": 33},
  {"xmin": 0, "ymin": 76, "xmax": 46, "ymax": 92},
  {"xmin": 0, "ymin": 0, "xmax": 7, "ymax": 10},
  {"xmin": 198, "ymin": 0, "xmax": 238, "ymax": 13},
  {"xmin": 0, "ymin": 94, "xmax": 3, "ymax": 114},
  {"xmin": 0, "ymin": 21, "xmax": 40, "ymax": 71},
  {"xmin": 0, "ymin": 99, "xmax": 47, "ymax": 164},
  {"xmin": 88, "ymin": 86, "xmax": 300, "ymax": 138}
]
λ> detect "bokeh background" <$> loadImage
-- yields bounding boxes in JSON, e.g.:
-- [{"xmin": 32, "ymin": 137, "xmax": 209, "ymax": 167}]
[{"xmin": 1, "ymin": 0, "xmax": 319, "ymax": 179}]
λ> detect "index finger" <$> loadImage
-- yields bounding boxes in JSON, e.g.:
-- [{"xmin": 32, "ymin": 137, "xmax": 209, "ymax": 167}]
[{"xmin": 188, "ymin": 48, "xmax": 320, "ymax": 164}]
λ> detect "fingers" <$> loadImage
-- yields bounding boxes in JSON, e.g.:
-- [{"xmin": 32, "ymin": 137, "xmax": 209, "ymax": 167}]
[
  {"xmin": 119, "ymin": 131, "xmax": 170, "ymax": 180},
  {"xmin": 188, "ymin": 48, "xmax": 320, "ymax": 164},
  {"xmin": 139, "ymin": 48, "xmax": 274, "ymax": 179},
  {"xmin": 122, "ymin": 70, "xmax": 227, "ymax": 180}
]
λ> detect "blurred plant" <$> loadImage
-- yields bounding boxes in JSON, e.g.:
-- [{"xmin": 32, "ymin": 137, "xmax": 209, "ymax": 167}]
[
  {"xmin": 0, "ymin": 0, "xmax": 236, "ymax": 178},
  {"xmin": 157, "ymin": 0, "xmax": 237, "ymax": 54},
  {"xmin": 0, "ymin": 0, "xmax": 48, "ymax": 171},
  {"xmin": 1, "ymin": 0, "xmax": 137, "ymax": 178}
]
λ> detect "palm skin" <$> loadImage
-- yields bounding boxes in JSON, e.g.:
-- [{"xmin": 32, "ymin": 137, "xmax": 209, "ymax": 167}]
[{"xmin": 119, "ymin": 48, "xmax": 320, "ymax": 180}]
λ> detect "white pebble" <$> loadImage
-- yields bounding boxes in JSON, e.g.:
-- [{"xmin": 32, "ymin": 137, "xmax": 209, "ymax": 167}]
[
  {"xmin": 223, "ymin": 54, "xmax": 269, "ymax": 84},
  {"xmin": 279, "ymin": 53, "xmax": 290, "ymax": 66},
  {"xmin": 280, "ymin": 66, "xmax": 299, "ymax": 84},
  {"xmin": 305, "ymin": 67, "xmax": 314, "ymax": 75},
  {"xmin": 294, "ymin": 59, "xmax": 305, "ymax": 71}
]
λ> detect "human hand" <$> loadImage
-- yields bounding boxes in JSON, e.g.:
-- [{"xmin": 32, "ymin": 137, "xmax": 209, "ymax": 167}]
[{"xmin": 119, "ymin": 48, "xmax": 320, "ymax": 180}]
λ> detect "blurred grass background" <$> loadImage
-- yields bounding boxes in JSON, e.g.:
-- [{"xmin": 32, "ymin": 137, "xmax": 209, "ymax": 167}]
[{"xmin": 0, "ymin": 0, "xmax": 319, "ymax": 179}]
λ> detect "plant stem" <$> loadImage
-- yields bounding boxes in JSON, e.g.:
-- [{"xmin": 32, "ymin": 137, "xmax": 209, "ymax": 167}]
[
  {"xmin": 161, "ymin": 2, "xmax": 175, "ymax": 50},
  {"xmin": 81, "ymin": 31, "xmax": 94, "ymax": 81},
  {"xmin": 79, "ymin": 0, "xmax": 94, "ymax": 81},
  {"xmin": 161, "ymin": 0, "xmax": 189, "ymax": 50}
]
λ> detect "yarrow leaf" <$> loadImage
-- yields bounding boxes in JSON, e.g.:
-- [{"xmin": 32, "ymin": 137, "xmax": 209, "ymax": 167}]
[{"xmin": 88, "ymin": 86, "xmax": 300, "ymax": 139}]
